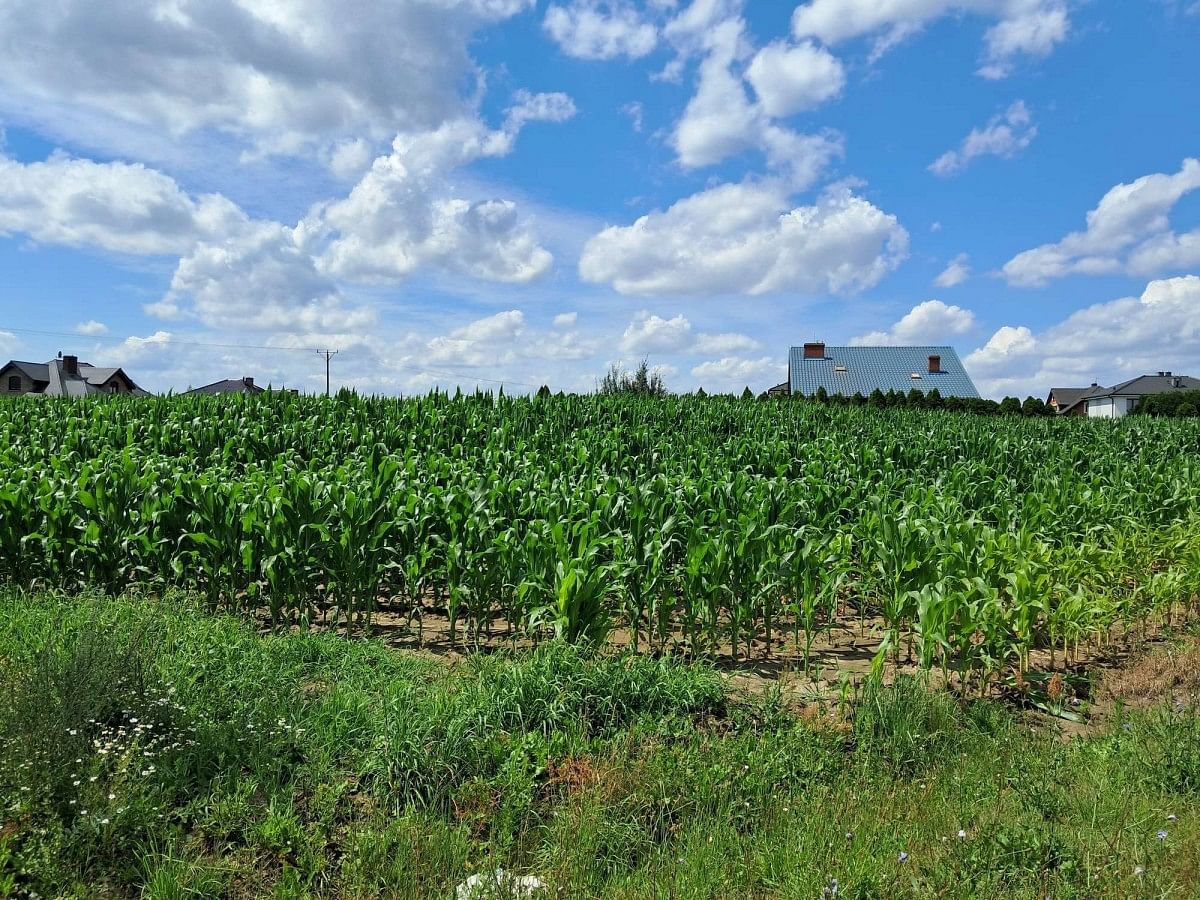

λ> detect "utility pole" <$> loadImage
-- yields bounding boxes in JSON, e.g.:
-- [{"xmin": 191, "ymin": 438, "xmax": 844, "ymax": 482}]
[{"xmin": 316, "ymin": 349, "xmax": 339, "ymax": 396}]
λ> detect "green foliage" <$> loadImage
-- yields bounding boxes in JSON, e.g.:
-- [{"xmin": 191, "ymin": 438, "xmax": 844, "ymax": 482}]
[
  {"xmin": 2, "ymin": 392, "xmax": 1200, "ymax": 682},
  {"xmin": 1136, "ymin": 389, "xmax": 1200, "ymax": 417},
  {"xmin": 597, "ymin": 358, "xmax": 669, "ymax": 397},
  {"xmin": 3, "ymin": 593, "xmax": 1200, "ymax": 898}
]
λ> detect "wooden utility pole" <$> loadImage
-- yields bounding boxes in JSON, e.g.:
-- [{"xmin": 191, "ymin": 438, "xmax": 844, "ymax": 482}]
[{"xmin": 316, "ymin": 349, "xmax": 339, "ymax": 396}]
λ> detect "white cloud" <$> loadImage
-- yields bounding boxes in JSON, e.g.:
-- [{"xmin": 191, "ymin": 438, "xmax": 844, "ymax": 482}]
[
  {"xmin": 934, "ymin": 253, "xmax": 971, "ymax": 287},
  {"xmin": 929, "ymin": 101, "xmax": 1036, "ymax": 177},
  {"xmin": 965, "ymin": 276, "xmax": 1200, "ymax": 397},
  {"xmin": 621, "ymin": 101, "xmax": 645, "ymax": 132},
  {"xmin": 326, "ymin": 138, "xmax": 377, "ymax": 181},
  {"xmin": 693, "ymin": 332, "xmax": 760, "ymax": 354},
  {"xmin": 553, "ymin": 312, "xmax": 579, "ymax": 328},
  {"xmin": 0, "ymin": 331, "xmax": 18, "ymax": 355},
  {"xmin": 745, "ymin": 40, "xmax": 845, "ymax": 118},
  {"xmin": 74, "ymin": 320, "xmax": 108, "ymax": 336},
  {"xmin": 155, "ymin": 222, "xmax": 376, "ymax": 333},
  {"xmin": 791, "ymin": 0, "xmax": 1070, "ymax": 78},
  {"xmin": 0, "ymin": 0, "xmax": 536, "ymax": 157},
  {"xmin": 580, "ymin": 180, "xmax": 908, "ymax": 297},
  {"xmin": 620, "ymin": 312, "xmax": 693, "ymax": 353},
  {"xmin": 313, "ymin": 106, "xmax": 569, "ymax": 285},
  {"xmin": 668, "ymin": 13, "xmax": 842, "ymax": 186},
  {"xmin": 0, "ymin": 151, "xmax": 246, "ymax": 256},
  {"xmin": 851, "ymin": 299, "xmax": 976, "ymax": 345},
  {"xmin": 1002, "ymin": 158, "xmax": 1200, "ymax": 286},
  {"xmin": 544, "ymin": 0, "xmax": 658, "ymax": 60},
  {"xmin": 426, "ymin": 310, "xmax": 526, "ymax": 364},
  {"xmin": 690, "ymin": 355, "xmax": 779, "ymax": 389}
]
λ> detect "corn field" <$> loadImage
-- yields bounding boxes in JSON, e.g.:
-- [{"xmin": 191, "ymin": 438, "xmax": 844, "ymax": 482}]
[{"xmin": 2, "ymin": 392, "xmax": 1199, "ymax": 687}]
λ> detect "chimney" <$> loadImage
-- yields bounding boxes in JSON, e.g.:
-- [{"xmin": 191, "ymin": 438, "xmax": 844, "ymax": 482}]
[
  {"xmin": 928, "ymin": 354, "xmax": 941, "ymax": 373},
  {"xmin": 803, "ymin": 342, "xmax": 826, "ymax": 359},
  {"xmin": 62, "ymin": 354, "xmax": 79, "ymax": 377},
  {"xmin": 243, "ymin": 377, "xmax": 254, "ymax": 388}
]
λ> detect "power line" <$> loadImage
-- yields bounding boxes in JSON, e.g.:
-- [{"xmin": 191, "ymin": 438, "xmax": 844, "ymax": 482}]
[
  {"xmin": 2, "ymin": 324, "xmax": 545, "ymax": 391},
  {"xmin": 0, "ymin": 325, "xmax": 329, "ymax": 354}
]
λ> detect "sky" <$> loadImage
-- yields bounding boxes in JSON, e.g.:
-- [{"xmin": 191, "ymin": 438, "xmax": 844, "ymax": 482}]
[{"xmin": 0, "ymin": 0, "xmax": 1198, "ymax": 399}]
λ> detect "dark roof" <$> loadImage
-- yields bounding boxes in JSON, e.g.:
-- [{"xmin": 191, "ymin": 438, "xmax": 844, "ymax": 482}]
[
  {"xmin": 2, "ymin": 358, "xmax": 148, "ymax": 396},
  {"xmin": 789, "ymin": 345, "xmax": 980, "ymax": 398},
  {"xmin": 1102, "ymin": 374, "xmax": 1200, "ymax": 397},
  {"xmin": 1047, "ymin": 387, "xmax": 1089, "ymax": 408},
  {"xmin": 1048, "ymin": 385, "xmax": 1106, "ymax": 414},
  {"xmin": 183, "ymin": 378, "xmax": 265, "ymax": 396},
  {"xmin": 1, "ymin": 360, "xmax": 50, "ymax": 383}
]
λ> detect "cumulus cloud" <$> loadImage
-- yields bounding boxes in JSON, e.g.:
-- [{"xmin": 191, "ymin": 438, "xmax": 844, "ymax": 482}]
[
  {"xmin": 934, "ymin": 253, "xmax": 971, "ymax": 287},
  {"xmin": 74, "ymin": 320, "xmax": 108, "ymax": 335},
  {"xmin": 312, "ymin": 104, "xmax": 570, "ymax": 285},
  {"xmin": 553, "ymin": 312, "xmax": 579, "ymax": 328},
  {"xmin": 851, "ymin": 299, "xmax": 976, "ymax": 346},
  {"xmin": 1002, "ymin": 158, "xmax": 1200, "ymax": 286},
  {"xmin": 580, "ymin": 180, "xmax": 908, "ymax": 297},
  {"xmin": 426, "ymin": 310, "xmax": 526, "ymax": 364},
  {"xmin": 666, "ymin": 10, "xmax": 843, "ymax": 187},
  {"xmin": 0, "ymin": 0, "xmax": 536, "ymax": 156},
  {"xmin": 154, "ymin": 222, "xmax": 376, "ymax": 333},
  {"xmin": 791, "ymin": 0, "xmax": 1070, "ymax": 78},
  {"xmin": 543, "ymin": 0, "xmax": 658, "ymax": 60},
  {"xmin": 690, "ymin": 355, "xmax": 779, "ymax": 389},
  {"xmin": 745, "ymin": 40, "xmax": 845, "ymax": 118},
  {"xmin": 929, "ymin": 101, "xmax": 1036, "ymax": 177},
  {"xmin": 0, "ymin": 151, "xmax": 246, "ymax": 256},
  {"xmin": 966, "ymin": 276, "xmax": 1200, "ymax": 397},
  {"xmin": 620, "ymin": 312, "xmax": 693, "ymax": 353}
]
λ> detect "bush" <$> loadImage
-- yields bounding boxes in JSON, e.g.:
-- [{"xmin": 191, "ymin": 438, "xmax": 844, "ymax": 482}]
[{"xmin": 598, "ymin": 359, "xmax": 669, "ymax": 397}]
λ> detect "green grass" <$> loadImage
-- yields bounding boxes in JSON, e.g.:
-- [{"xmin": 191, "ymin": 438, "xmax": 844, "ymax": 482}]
[{"xmin": 1, "ymin": 590, "xmax": 1198, "ymax": 898}]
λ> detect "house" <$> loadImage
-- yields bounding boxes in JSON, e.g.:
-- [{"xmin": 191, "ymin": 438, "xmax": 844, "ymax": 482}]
[
  {"xmin": 183, "ymin": 376, "xmax": 265, "ymax": 396},
  {"xmin": 0, "ymin": 354, "xmax": 148, "ymax": 397},
  {"xmin": 1053, "ymin": 372, "xmax": 1200, "ymax": 419},
  {"xmin": 778, "ymin": 342, "xmax": 980, "ymax": 399},
  {"xmin": 1046, "ymin": 385, "xmax": 1102, "ymax": 416}
]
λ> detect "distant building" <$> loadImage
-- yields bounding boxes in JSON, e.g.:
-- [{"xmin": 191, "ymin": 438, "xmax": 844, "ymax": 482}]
[
  {"xmin": 0, "ymin": 355, "xmax": 148, "ymax": 397},
  {"xmin": 773, "ymin": 342, "xmax": 980, "ymax": 399},
  {"xmin": 1046, "ymin": 386, "xmax": 1101, "ymax": 416},
  {"xmin": 183, "ymin": 377, "xmax": 265, "ymax": 396},
  {"xmin": 1050, "ymin": 372, "xmax": 1200, "ymax": 418}
]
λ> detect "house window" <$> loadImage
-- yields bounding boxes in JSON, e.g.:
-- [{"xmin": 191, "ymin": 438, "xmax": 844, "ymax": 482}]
[
  {"xmin": 6, "ymin": 375, "xmax": 19, "ymax": 392},
  {"xmin": 108, "ymin": 382, "xmax": 120, "ymax": 394}
]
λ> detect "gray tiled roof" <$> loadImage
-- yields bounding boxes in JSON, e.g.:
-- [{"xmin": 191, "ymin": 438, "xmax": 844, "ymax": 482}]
[
  {"xmin": 789, "ymin": 345, "xmax": 980, "ymax": 398},
  {"xmin": 1103, "ymin": 374, "xmax": 1200, "ymax": 396},
  {"xmin": 3, "ymin": 360, "xmax": 50, "ymax": 382},
  {"xmin": 3, "ymin": 358, "xmax": 148, "ymax": 396},
  {"xmin": 183, "ymin": 378, "xmax": 265, "ymax": 395},
  {"xmin": 1047, "ymin": 387, "xmax": 1089, "ymax": 408}
]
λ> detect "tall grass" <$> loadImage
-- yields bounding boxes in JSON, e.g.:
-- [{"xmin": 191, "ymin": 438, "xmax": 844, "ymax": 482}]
[{"xmin": 2, "ymin": 591, "xmax": 1199, "ymax": 897}]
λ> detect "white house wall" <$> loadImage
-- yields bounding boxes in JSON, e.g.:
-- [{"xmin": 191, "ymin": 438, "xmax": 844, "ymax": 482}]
[{"xmin": 1087, "ymin": 397, "xmax": 1138, "ymax": 418}]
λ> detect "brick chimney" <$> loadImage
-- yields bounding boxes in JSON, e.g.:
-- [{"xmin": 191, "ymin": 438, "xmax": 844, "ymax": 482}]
[
  {"xmin": 928, "ymin": 354, "xmax": 941, "ymax": 373},
  {"xmin": 803, "ymin": 342, "xmax": 826, "ymax": 359},
  {"xmin": 62, "ymin": 354, "xmax": 79, "ymax": 377},
  {"xmin": 243, "ymin": 377, "xmax": 254, "ymax": 388}
]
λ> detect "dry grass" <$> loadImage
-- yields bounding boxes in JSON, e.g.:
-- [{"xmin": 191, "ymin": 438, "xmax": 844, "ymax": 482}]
[{"xmin": 1094, "ymin": 634, "xmax": 1200, "ymax": 710}]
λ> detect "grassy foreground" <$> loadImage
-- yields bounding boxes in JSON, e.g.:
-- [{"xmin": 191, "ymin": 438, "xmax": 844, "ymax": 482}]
[{"xmin": 1, "ymin": 592, "xmax": 1198, "ymax": 898}]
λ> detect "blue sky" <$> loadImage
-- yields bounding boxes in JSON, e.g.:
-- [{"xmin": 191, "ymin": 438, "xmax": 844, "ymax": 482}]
[{"xmin": 1, "ymin": 0, "xmax": 1198, "ymax": 397}]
